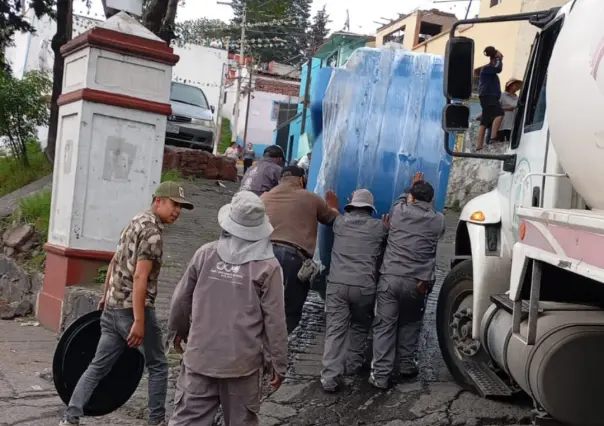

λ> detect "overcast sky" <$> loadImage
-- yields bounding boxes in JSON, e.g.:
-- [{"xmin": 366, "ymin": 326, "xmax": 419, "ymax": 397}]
[{"xmin": 75, "ymin": 0, "xmax": 480, "ymax": 35}]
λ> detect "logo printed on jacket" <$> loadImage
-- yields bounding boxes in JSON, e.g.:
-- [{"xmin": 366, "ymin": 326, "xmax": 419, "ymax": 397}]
[{"xmin": 210, "ymin": 260, "xmax": 243, "ymax": 281}]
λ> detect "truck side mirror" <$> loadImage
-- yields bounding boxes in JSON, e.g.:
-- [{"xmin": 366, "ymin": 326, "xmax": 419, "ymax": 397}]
[
  {"xmin": 442, "ymin": 104, "xmax": 470, "ymax": 132},
  {"xmin": 444, "ymin": 37, "xmax": 475, "ymax": 100},
  {"xmin": 211, "ymin": 105, "xmax": 216, "ymax": 113}
]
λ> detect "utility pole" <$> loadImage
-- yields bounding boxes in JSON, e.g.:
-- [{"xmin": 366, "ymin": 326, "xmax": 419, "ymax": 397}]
[
  {"xmin": 232, "ymin": 2, "xmax": 246, "ymax": 143},
  {"xmin": 243, "ymin": 63, "xmax": 253, "ymax": 144},
  {"xmin": 300, "ymin": 52, "xmax": 313, "ymax": 134},
  {"xmin": 213, "ymin": 60, "xmax": 228, "ymax": 155}
]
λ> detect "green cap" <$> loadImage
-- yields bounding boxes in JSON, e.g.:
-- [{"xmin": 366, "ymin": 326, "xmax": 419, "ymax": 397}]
[{"xmin": 153, "ymin": 181, "xmax": 194, "ymax": 210}]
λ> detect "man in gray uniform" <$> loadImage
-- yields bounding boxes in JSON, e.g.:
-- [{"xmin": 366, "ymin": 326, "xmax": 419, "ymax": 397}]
[
  {"xmin": 370, "ymin": 174, "xmax": 446, "ymax": 389},
  {"xmin": 321, "ymin": 189, "xmax": 388, "ymax": 392},
  {"xmin": 240, "ymin": 145, "xmax": 284, "ymax": 196}
]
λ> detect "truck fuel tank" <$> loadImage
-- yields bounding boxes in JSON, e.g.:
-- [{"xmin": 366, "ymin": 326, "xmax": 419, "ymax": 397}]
[{"xmin": 481, "ymin": 302, "xmax": 604, "ymax": 426}]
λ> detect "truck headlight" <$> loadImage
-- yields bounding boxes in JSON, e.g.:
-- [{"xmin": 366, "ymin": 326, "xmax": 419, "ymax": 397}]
[{"xmin": 191, "ymin": 118, "xmax": 214, "ymax": 127}]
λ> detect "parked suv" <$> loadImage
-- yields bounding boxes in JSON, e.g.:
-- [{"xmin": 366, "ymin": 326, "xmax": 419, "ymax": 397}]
[{"xmin": 166, "ymin": 82, "xmax": 216, "ymax": 151}]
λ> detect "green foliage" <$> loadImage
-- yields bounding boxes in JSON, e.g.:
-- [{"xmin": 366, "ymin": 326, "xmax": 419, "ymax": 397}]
[
  {"xmin": 309, "ymin": 5, "xmax": 330, "ymax": 53},
  {"xmin": 218, "ymin": 118, "xmax": 233, "ymax": 154},
  {"xmin": 95, "ymin": 265, "xmax": 108, "ymax": 284},
  {"xmin": 0, "ymin": 140, "xmax": 52, "ymax": 197},
  {"xmin": 161, "ymin": 169, "xmax": 182, "ymax": 182},
  {"xmin": 0, "ymin": 69, "xmax": 52, "ymax": 166},
  {"xmin": 449, "ymin": 199, "xmax": 462, "ymax": 213},
  {"xmin": 0, "ymin": 0, "xmax": 55, "ymax": 71},
  {"xmin": 16, "ymin": 188, "xmax": 52, "ymax": 237}
]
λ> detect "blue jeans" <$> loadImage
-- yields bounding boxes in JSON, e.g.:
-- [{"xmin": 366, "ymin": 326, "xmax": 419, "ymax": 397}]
[
  {"xmin": 65, "ymin": 308, "xmax": 168, "ymax": 425},
  {"xmin": 272, "ymin": 244, "xmax": 307, "ymax": 334}
]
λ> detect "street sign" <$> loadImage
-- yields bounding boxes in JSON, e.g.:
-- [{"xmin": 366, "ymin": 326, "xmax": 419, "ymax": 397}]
[{"xmin": 106, "ymin": 0, "xmax": 143, "ymax": 16}]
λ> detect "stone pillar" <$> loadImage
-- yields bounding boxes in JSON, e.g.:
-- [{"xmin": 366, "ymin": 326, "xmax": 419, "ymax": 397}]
[{"xmin": 37, "ymin": 12, "xmax": 179, "ymax": 332}]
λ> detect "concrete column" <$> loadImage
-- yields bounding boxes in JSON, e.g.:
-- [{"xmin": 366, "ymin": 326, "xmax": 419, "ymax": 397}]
[{"xmin": 37, "ymin": 12, "xmax": 179, "ymax": 332}]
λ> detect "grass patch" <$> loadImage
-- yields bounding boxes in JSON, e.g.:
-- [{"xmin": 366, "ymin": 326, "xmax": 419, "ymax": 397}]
[
  {"xmin": 95, "ymin": 265, "xmax": 108, "ymax": 284},
  {"xmin": 449, "ymin": 199, "xmax": 462, "ymax": 213},
  {"xmin": 0, "ymin": 141, "xmax": 52, "ymax": 198},
  {"xmin": 24, "ymin": 252, "xmax": 46, "ymax": 272},
  {"xmin": 161, "ymin": 169, "xmax": 182, "ymax": 182},
  {"xmin": 16, "ymin": 188, "xmax": 52, "ymax": 237},
  {"xmin": 218, "ymin": 118, "xmax": 232, "ymax": 154}
]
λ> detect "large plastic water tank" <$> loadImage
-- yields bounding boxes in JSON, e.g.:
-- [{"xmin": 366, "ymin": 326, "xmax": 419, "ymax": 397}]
[
  {"xmin": 308, "ymin": 47, "xmax": 454, "ymax": 295},
  {"xmin": 547, "ymin": 0, "xmax": 604, "ymax": 209}
]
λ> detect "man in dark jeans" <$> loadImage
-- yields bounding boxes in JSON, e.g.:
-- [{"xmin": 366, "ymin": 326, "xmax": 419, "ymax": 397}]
[
  {"xmin": 262, "ymin": 166, "xmax": 339, "ymax": 334},
  {"xmin": 476, "ymin": 46, "xmax": 504, "ymax": 151},
  {"xmin": 59, "ymin": 182, "xmax": 194, "ymax": 426}
]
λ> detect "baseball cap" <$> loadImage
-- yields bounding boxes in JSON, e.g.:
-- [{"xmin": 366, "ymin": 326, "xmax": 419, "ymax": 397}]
[
  {"xmin": 406, "ymin": 180, "xmax": 435, "ymax": 203},
  {"xmin": 153, "ymin": 181, "xmax": 194, "ymax": 210},
  {"xmin": 263, "ymin": 145, "xmax": 285, "ymax": 158},
  {"xmin": 281, "ymin": 165, "xmax": 306, "ymax": 178}
]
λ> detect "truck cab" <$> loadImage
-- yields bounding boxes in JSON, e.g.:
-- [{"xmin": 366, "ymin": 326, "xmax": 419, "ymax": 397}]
[{"xmin": 438, "ymin": 1, "xmax": 604, "ymax": 424}]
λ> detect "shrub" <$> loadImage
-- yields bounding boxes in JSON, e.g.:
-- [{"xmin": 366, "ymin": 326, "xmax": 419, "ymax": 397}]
[
  {"xmin": 161, "ymin": 169, "xmax": 182, "ymax": 182},
  {"xmin": 17, "ymin": 188, "xmax": 52, "ymax": 237},
  {"xmin": 0, "ymin": 140, "xmax": 52, "ymax": 197}
]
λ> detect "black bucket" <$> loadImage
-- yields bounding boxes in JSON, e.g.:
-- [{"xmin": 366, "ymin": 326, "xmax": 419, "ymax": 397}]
[{"xmin": 52, "ymin": 310, "xmax": 145, "ymax": 416}]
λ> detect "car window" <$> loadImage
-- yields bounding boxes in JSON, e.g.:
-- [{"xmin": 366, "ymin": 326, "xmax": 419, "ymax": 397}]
[{"xmin": 170, "ymin": 83, "xmax": 209, "ymax": 109}]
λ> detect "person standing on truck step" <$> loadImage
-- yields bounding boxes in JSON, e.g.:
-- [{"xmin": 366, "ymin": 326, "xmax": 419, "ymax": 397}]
[
  {"xmin": 497, "ymin": 78, "xmax": 523, "ymax": 142},
  {"xmin": 261, "ymin": 165, "xmax": 340, "ymax": 334},
  {"xmin": 167, "ymin": 191, "xmax": 287, "ymax": 426},
  {"xmin": 369, "ymin": 173, "xmax": 446, "ymax": 389},
  {"xmin": 476, "ymin": 46, "xmax": 504, "ymax": 151},
  {"xmin": 320, "ymin": 189, "xmax": 389, "ymax": 392},
  {"xmin": 59, "ymin": 181, "xmax": 195, "ymax": 426},
  {"xmin": 240, "ymin": 145, "xmax": 285, "ymax": 196}
]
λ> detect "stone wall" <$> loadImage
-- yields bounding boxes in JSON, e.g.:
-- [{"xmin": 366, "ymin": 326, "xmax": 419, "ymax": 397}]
[
  {"xmin": 162, "ymin": 147, "xmax": 238, "ymax": 181},
  {"xmin": 445, "ymin": 101, "xmax": 509, "ymax": 208},
  {"xmin": 0, "ymin": 255, "xmax": 41, "ymax": 318}
]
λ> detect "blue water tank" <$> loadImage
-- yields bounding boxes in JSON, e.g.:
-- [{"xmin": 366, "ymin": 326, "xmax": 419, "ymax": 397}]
[{"xmin": 307, "ymin": 47, "xmax": 454, "ymax": 296}]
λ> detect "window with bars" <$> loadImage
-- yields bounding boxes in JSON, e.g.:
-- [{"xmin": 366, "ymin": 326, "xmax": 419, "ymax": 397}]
[{"xmin": 490, "ymin": 0, "xmax": 503, "ymax": 7}]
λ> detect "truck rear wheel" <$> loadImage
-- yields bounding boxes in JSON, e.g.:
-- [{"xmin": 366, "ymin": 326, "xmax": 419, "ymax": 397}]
[{"xmin": 436, "ymin": 259, "xmax": 479, "ymax": 393}]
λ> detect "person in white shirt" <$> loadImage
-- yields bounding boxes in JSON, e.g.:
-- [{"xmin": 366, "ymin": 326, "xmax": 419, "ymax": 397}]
[
  {"xmin": 497, "ymin": 78, "xmax": 523, "ymax": 142},
  {"xmin": 224, "ymin": 142, "xmax": 240, "ymax": 161},
  {"xmin": 297, "ymin": 152, "xmax": 311, "ymax": 173}
]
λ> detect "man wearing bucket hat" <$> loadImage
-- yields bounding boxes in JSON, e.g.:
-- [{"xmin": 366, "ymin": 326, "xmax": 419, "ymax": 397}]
[
  {"xmin": 167, "ymin": 191, "xmax": 287, "ymax": 426},
  {"xmin": 60, "ymin": 181, "xmax": 194, "ymax": 426},
  {"xmin": 240, "ymin": 145, "xmax": 285, "ymax": 196},
  {"xmin": 261, "ymin": 165, "xmax": 340, "ymax": 334},
  {"xmin": 320, "ymin": 189, "xmax": 389, "ymax": 392},
  {"xmin": 476, "ymin": 46, "xmax": 504, "ymax": 151},
  {"xmin": 370, "ymin": 173, "xmax": 446, "ymax": 389},
  {"xmin": 498, "ymin": 77, "xmax": 523, "ymax": 142}
]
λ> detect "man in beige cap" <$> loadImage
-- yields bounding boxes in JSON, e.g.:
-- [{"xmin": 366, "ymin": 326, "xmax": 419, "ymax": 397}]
[
  {"xmin": 498, "ymin": 77, "xmax": 523, "ymax": 142},
  {"xmin": 168, "ymin": 190, "xmax": 288, "ymax": 426},
  {"xmin": 60, "ymin": 181, "xmax": 194, "ymax": 426},
  {"xmin": 320, "ymin": 189, "xmax": 389, "ymax": 392}
]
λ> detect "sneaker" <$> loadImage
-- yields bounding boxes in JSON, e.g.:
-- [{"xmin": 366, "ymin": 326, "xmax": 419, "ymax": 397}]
[
  {"xmin": 320, "ymin": 377, "xmax": 340, "ymax": 393},
  {"xmin": 59, "ymin": 419, "xmax": 79, "ymax": 426},
  {"xmin": 399, "ymin": 364, "xmax": 419, "ymax": 378}
]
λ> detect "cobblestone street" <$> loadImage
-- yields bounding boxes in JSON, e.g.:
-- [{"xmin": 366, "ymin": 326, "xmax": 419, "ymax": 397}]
[{"xmin": 0, "ymin": 179, "xmax": 532, "ymax": 425}]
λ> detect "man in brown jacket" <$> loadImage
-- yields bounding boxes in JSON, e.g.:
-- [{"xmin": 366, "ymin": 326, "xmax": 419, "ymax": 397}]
[
  {"xmin": 261, "ymin": 165, "xmax": 339, "ymax": 334},
  {"xmin": 167, "ymin": 191, "xmax": 288, "ymax": 426}
]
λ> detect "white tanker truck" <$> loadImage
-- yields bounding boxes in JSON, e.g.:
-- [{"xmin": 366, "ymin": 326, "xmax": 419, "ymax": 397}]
[{"xmin": 439, "ymin": 0, "xmax": 604, "ymax": 424}]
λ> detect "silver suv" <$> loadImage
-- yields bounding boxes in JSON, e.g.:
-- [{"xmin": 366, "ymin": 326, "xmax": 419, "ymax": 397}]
[{"xmin": 166, "ymin": 82, "xmax": 216, "ymax": 151}]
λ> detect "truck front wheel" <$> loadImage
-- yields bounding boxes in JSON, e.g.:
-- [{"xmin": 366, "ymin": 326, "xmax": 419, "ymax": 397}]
[{"xmin": 436, "ymin": 260, "xmax": 480, "ymax": 392}]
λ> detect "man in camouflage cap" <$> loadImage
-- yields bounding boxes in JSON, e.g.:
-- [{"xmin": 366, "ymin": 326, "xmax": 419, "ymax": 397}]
[{"xmin": 60, "ymin": 181, "xmax": 194, "ymax": 426}]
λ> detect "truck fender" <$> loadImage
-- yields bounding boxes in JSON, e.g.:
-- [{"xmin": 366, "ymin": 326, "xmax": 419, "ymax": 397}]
[{"xmin": 465, "ymin": 222, "xmax": 512, "ymax": 340}]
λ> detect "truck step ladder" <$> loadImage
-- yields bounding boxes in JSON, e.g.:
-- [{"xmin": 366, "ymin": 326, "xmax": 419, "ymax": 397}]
[{"xmin": 462, "ymin": 359, "xmax": 514, "ymax": 397}]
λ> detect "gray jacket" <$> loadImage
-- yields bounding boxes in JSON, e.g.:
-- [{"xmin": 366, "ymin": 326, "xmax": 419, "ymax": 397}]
[
  {"xmin": 327, "ymin": 211, "xmax": 388, "ymax": 288},
  {"xmin": 167, "ymin": 241, "xmax": 288, "ymax": 378},
  {"xmin": 240, "ymin": 159, "xmax": 282, "ymax": 195},
  {"xmin": 380, "ymin": 198, "xmax": 446, "ymax": 281}
]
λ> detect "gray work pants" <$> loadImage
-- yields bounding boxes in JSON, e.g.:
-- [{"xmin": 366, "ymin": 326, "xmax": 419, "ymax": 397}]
[
  {"xmin": 65, "ymin": 308, "xmax": 168, "ymax": 425},
  {"xmin": 370, "ymin": 275, "xmax": 432, "ymax": 386},
  {"xmin": 169, "ymin": 366, "xmax": 261, "ymax": 426},
  {"xmin": 321, "ymin": 283, "xmax": 375, "ymax": 387}
]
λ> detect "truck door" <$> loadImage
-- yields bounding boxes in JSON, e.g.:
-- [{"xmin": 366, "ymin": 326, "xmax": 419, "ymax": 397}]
[{"xmin": 501, "ymin": 17, "xmax": 564, "ymax": 249}]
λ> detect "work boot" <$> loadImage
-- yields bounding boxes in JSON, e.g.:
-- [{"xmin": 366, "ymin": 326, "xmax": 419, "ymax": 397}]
[
  {"xmin": 368, "ymin": 375, "xmax": 388, "ymax": 390},
  {"xmin": 321, "ymin": 376, "xmax": 341, "ymax": 393},
  {"xmin": 399, "ymin": 360, "xmax": 419, "ymax": 379}
]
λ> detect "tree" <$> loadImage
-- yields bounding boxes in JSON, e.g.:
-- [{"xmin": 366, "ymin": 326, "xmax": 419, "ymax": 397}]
[
  {"xmin": 230, "ymin": 0, "xmax": 310, "ymax": 64},
  {"xmin": 308, "ymin": 5, "xmax": 330, "ymax": 54},
  {"xmin": 0, "ymin": 0, "xmax": 55, "ymax": 71},
  {"xmin": 0, "ymin": 69, "xmax": 52, "ymax": 166}
]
